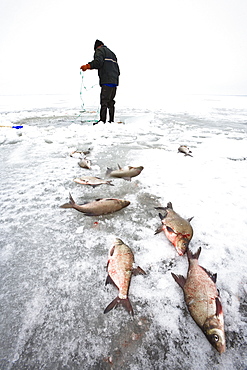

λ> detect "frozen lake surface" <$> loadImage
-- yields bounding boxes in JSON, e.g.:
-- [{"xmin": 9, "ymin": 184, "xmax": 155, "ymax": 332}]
[{"xmin": 0, "ymin": 94, "xmax": 247, "ymax": 369}]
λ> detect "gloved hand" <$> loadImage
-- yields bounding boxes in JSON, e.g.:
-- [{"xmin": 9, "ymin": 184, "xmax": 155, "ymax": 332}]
[{"xmin": 80, "ymin": 64, "xmax": 90, "ymax": 71}]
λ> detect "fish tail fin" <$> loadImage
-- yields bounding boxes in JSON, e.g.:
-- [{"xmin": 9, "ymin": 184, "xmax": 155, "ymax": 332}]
[
  {"xmin": 187, "ymin": 247, "xmax": 201, "ymax": 261},
  {"xmin": 107, "ymin": 180, "xmax": 114, "ymax": 186},
  {"xmin": 104, "ymin": 296, "xmax": 134, "ymax": 316},
  {"xmin": 60, "ymin": 193, "xmax": 75, "ymax": 209}
]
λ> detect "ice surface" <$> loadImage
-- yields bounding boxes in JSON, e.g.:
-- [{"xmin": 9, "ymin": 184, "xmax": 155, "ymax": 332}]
[{"xmin": 0, "ymin": 95, "xmax": 247, "ymax": 369}]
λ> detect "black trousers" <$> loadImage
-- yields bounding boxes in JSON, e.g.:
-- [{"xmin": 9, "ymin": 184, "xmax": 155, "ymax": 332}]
[{"xmin": 100, "ymin": 85, "xmax": 117, "ymax": 123}]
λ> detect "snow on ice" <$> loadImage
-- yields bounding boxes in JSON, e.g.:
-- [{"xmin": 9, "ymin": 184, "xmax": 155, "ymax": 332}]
[{"xmin": 0, "ymin": 94, "xmax": 247, "ymax": 369}]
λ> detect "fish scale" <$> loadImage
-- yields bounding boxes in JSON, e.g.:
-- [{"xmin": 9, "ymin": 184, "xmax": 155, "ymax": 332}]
[
  {"xmin": 186, "ymin": 274, "xmax": 217, "ymax": 327},
  {"xmin": 108, "ymin": 247, "xmax": 133, "ymax": 298}
]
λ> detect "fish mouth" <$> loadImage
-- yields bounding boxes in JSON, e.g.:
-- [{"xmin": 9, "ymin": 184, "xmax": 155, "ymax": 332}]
[
  {"xmin": 123, "ymin": 201, "xmax": 131, "ymax": 207},
  {"xmin": 175, "ymin": 239, "xmax": 190, "ymax": 255},
  {"xmin": 217, "ymin": 343, "xmax": 226, "ymax": 354}
]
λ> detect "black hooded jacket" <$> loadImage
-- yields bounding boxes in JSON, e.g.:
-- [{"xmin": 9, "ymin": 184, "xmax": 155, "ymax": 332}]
[{"xmin": 89, "ymin": 45, "xmax": 120, "ymax": 86}]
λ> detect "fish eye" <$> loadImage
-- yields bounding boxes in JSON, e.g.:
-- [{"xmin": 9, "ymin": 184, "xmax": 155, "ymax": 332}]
[{"xmin": 212, "ymin": 334, "xmax": 219, "ymax": 342}]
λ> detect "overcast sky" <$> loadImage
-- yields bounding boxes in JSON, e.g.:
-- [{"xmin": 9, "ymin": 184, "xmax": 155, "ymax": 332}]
[{"xmin": 1, "ymin": 0, "xmax": 247, "ymax": 107}]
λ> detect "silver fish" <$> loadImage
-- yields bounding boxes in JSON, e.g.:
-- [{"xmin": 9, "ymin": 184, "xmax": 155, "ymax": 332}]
[
  {"xmin": 155, "ymin": 202, "xmax": 193, "ymax": 255},
  {"xmin": 78, "ymin": 158, "xmax": 91, "ymax": 169},
  {"xmin": 70, "ymin": 148, "xmax": 91, "ymax": 157},
  {"xmin": 178, "ymin": 145, "xmax": 193, "ymax": 157},
  {"xmin": 106, "ymin": 164, "xmax": 144, "ymax": 181},
  {"xmin": 60, "ymin": 193, "xmax": 130, "ymax": 216},
  {"xmin": 73, "ymin": 176, "xmax": 114, "ymax": 188},
  {"xmin": 104, "ymin": 238, "xmax": 146, "ymax": 315},
  {"xmin": 171, "ymin": 247, "xmax": 226, "ymax": 354}
]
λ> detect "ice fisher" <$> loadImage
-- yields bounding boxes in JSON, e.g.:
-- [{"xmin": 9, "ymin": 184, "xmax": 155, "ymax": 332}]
[{"xmin": 80, "ymin": 40, "xmax": 120, "ymax": 125}]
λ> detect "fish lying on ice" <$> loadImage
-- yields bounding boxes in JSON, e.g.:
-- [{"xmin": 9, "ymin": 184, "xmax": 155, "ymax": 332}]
[
  {"xmin": 155, "ymin": 202, "xmax": 193, "ymax": 255},
  {"xmin": 171, "ymin": 247, "xmax": 226, "ymax": 354},
  {"xmin": 60, "ymin": 193, "xmax": 130, "ymax": 216},
  {"xmin": 78, "ymin": 158, "xmax": 91, "ymax": 169},
  {"xmin": 70, "ymin": 148, "xmax": 91, "ymax": 157},
  {"xmin": 106, "ymin": 165, "xmax": 144, "ymax": 181},
  {"xmin": 104, "ymin": 238, "xmax": 146, "ymax": 315},
  {"xmin": 73, "ymin": 176, "xmax": 114, "ymax": 187},
  {"xmin": 178, "ymin": 145, "xmax": 193, "ymax": 157}
]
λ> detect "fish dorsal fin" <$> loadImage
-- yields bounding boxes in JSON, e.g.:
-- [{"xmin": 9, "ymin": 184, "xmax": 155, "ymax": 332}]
[
  {"xmin": 212, "ymin": 272, "xmax": 217, "ymax": 283},
  {"xmin": 187, "ymin": 216, "xmax": 194, "ymax": 223},
  {"xmin": 215, "ymin": 297, "xmax": 223, "ymax": 317},
  {"xmin": 117, "ymin": 164, "xmax": 122, "ymax": 169},
  {"xmin": 69, "ymin": 193, "xmax": 75, "ymax": 204},
  {"xmin": 171, "ymin": 273, "xmax": 186, "ymax": 288},
  {"xmin": 200, "ymin": 266, "xmax": 217, "ymax": 283},
  {"xmin": 95, "ymin": 198, "xmax": 103, "ymax": 201},
  {"xmin": 167, "ymin": 202, "xmax": 173, "ymax": 209}
]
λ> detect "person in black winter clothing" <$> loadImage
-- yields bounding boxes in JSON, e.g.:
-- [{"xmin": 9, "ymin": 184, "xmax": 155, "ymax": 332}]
[{"xmin": 80, "ymin": 40, "xmax": 120, "ymax": 125}]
